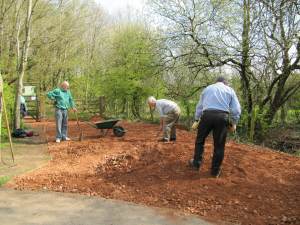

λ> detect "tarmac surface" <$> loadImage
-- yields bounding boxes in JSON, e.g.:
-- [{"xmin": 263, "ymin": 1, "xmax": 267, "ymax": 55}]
[{"xmin": 0, "ymin": 188, "xmax": 212, "ymax": 225}]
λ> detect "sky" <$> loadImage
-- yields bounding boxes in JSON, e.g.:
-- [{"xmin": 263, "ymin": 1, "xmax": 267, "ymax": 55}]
[{"xmin": 95, "ymin": 0, "xmax": 146, "ymax": 15}]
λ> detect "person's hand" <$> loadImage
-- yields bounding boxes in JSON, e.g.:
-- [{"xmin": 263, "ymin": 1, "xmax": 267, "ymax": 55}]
[
  {"xmin": 228, "ymin": 124, "xmax": 236, "ymax": 132},
  {"xmin": 72, "ymin": 108, "xmax": 77, "ymax": 112},
  {"xmin": 156, "ymin": 130, "xmax": 162, "ymax": 137},
  {"xmin": 191, "ymin": 121, "xmax": 199, "ymax": 130}
]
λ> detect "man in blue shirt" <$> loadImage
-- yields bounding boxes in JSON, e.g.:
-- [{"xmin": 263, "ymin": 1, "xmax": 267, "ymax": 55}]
[{"xmin": 189, "ymin": 77, "xmax": 241, "ymax": 178}]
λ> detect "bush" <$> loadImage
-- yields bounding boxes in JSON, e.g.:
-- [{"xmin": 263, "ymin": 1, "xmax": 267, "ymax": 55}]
[
  {"xmin": 0, "ymin": 176, "xmax": 10, "ymax": 186},
  {"xmin": 288, "ymin": 110, "xmax": 300, "ymax": 124},
  {"xmin": 1, "ymin": 84, "xmax": 15, "ymax": 140}
]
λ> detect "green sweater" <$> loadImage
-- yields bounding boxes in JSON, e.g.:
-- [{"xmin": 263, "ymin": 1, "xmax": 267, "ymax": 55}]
[{"xmin": 47, "ymin": 88, "xmax": 75, "ymax": 110}]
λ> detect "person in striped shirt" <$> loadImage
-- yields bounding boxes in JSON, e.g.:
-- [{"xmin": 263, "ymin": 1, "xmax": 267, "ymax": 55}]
[{"xmin": 148, "ymin": 96, "xmax": 181, "ymax": 142}]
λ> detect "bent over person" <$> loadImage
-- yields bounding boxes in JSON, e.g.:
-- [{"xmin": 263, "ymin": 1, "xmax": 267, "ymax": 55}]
[
  {"xmin": 189, "ymin": 77, "xmax": 241, "ymax": 178},
  {"xmin": 148, "ymin": 96, "xmax": 181, "ymax": 142},
  {"xmin": 47, "ymin": 81, "xmax": 76, "ymax": 143}
]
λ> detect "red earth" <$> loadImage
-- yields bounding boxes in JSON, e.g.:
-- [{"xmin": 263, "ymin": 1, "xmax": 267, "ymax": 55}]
[{"xmin": 8, "ymin": 118, "xmax": 300, "ymax": 225}]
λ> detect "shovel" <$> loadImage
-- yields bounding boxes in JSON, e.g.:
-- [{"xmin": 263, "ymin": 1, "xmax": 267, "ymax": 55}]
[{"xmin": 75, "ymin": 111, "xmax": 83, "ymax": 141}]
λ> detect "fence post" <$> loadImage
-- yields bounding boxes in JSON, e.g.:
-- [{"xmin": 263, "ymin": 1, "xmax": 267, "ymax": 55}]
[
  {"xmin": 39, "ymin": 95, "xmax": 46, "ymax": 121},
  {"xmin": 99, "ymin": 96, "xmax": 106, "ymax": 117},
  {"xmin": 36, "ymin": 96, "xmax": 41, "ymax": 122}
]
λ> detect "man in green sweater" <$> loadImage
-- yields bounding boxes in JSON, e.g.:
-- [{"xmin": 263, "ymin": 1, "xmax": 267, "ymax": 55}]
[{"xmin": 47, "ymin": 81, "xmax": 76, "ymax": 143}]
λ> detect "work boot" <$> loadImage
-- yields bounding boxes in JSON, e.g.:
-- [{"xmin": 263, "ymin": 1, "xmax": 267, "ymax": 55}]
[
  {"xmin": 188, "ymin": 159, "xmax": 201, "ymax": 170},
  {"xmin": 55, "ymin": 138, "xmax": 61, "ymax": 143},
  {"xmin": 158, "ymin": 138, "xmax": 169, "ymax": 142},
  {"xmin": 170, "ymin": 137, "xmax": 176, "ymax": 141},
  {"xmin": 211, "ymin": 167, "xmax": 222, "ymax": 178}
]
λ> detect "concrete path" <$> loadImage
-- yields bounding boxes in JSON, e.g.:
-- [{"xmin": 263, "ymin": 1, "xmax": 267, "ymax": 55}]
[
  {"xmin": 0, "ymin": 188, "xmax": 213, "ymax": 225},
  {"xmin": 0, "ymin": 143, "xmax": 49, "ymax": 179}
]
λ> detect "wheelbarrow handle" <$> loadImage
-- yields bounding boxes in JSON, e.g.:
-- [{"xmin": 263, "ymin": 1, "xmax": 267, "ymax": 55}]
[
  {"xmin": 83, "ymin": 121, "xmax": 98, "ymax": 129},
  {"xmin": 75, "ymin": 112, "xmax": 83, "ymax": 131}
]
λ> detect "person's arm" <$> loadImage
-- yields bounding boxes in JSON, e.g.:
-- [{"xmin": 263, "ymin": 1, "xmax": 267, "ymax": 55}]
[
  {"xmin": 47, "ymin": 89, "xmax": 59, "ymax": 100},
  {"xmin": 195, "ymin": 91, "xmax": 205, "ymax": 121},
  {"xmin": 156, "ymin": 104, "xmax": 164, "ymax": 118},
  {"xmin": 229, "ymin": 89, "xmax": 241, "ymax": 129},
  {"xmin": 159, "ymin": 117, "xmax": 164, "ymax": 131},
  {"xmin": 192, "ymin": 92, "xmax": 205, "ymax": 130},
  {"xmin": 155, "ymin": 103, "xmax": 165, "ymax": 132}
]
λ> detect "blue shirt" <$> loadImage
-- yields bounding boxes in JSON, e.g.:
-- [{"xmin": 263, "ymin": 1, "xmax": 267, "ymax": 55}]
[{"xmin": 195, "ymin": 82, "xmax": 241, "ymax": 124}]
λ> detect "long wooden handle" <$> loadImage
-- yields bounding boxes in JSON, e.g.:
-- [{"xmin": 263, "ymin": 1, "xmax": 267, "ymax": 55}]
[
  {"xmin": 2, "ymin": 95, "xmax": 14, "ymax": 162},
  {"xmin": 75, "ymin": 111, "xmax": 82, "ymax": 131}
]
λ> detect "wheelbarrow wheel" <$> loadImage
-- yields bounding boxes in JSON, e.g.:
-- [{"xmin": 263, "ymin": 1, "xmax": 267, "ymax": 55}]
[{"xmin": 113, "ymin": 126, "xmax": 125, "ymax": 137}]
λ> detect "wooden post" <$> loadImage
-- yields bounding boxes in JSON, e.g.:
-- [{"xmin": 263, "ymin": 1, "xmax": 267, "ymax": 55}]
[
  {"xmin": 38, "ymin": 95, "xmax": 45, "ymax": 122},
  {"xmin": 36, "ymin": 96, "xmax": 40, "ymax": 122},
  {"xmin": 99, "ymin": 96, "xmax": 106, "ymax": 117},
  {"xmin": 127, "ymin": 100, "xmax": 129, "ymax": 118}
]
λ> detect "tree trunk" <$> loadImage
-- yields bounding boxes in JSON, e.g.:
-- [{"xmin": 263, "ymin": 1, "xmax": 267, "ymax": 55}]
[
  {"xmin": 121, "ymin": 98, "xmax": 126, "ymax": 113},
  {"xmin": 14, "ymin": 0, "xmax": 32, "ymax": 129},
  {"xmin": 131, "ymin": 94, "xmax": 141, "ymax": 119},
  {"xmin": 240, "ymin": 0, "xmax": 253, "ymax": 137},
  {"xmin": 280, "ymin": 105, "xmax": 286, "ymax": 125},
  {"xmin": 264, "ymin": 105, "xmax": 278, "ymax": 125}
]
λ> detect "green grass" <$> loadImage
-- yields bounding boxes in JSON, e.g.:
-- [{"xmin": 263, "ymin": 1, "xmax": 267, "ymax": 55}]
[
  {"xmin": 0, "ymin": 142, "xmax": 9, "ymax": 148},
  {"xmin": 0, "ymin": 176, "xmax": 10, "ymax": 186},
  {"xmin": 287, "ymin": 110, "xmax": 300, "ymax": 123},
  {"xmin": 293, "ymin": 150, "xmax": 300, "ymax": 157}
]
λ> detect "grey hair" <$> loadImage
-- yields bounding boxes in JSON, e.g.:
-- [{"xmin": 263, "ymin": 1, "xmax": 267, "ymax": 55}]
[
  {"xmin": 216, "ymin": 76, "xmax": 228, "ymax": 85},
  {"xmin": 147, "ymin": 96, "xmax": 156, "ymax": 104},
  {"xmin": 61, "ymin": 81, "xmax": 69, "ymax": 87}
]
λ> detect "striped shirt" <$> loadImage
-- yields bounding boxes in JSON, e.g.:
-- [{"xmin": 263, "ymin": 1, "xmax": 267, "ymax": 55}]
[{"xmin": 155, "ymin": 99, "xmax": 180, "ymax": 117}]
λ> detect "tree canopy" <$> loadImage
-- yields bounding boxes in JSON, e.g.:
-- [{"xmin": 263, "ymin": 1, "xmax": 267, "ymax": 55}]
[{"xmin": 0, "ymin": 0, "xmax": 298, "ymax": 143}]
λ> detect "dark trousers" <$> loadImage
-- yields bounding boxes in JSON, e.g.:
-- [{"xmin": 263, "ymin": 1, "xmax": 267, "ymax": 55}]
[{"xmin": 193, "ymin": 110, "xmax": 229, "ymax": 170}]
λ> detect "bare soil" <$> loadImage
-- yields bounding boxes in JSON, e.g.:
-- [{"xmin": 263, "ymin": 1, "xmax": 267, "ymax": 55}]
[{"xmin": 7, "ymin": 118, "xmax": 300, "ymax": 225}]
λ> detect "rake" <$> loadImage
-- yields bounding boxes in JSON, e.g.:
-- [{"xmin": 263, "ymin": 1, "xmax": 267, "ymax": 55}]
[{"xmin": 75, "ymin": 111, "xmax": 83, "ymax": 141}]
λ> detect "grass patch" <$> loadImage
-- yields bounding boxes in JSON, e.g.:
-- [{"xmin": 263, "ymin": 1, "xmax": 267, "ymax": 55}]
[
  {"xmin": 0, "ymin": 176, "xmax": 10, "ymax": 186},
  {"xmin": 293, "ymin": 150, "xmax": 300, "ymax": 157},
  {"xmin": 0, "ymin": 142, "xmax": 9, "ymax": 148}
]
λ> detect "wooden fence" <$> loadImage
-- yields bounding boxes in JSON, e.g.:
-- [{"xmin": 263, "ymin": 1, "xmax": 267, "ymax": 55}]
[
  {"xmin": 26, "ymin": 95, "xmax": 152, "ymax": 121},
  {"xmin": 26, "ymin": 96, "xmax": 106, "ymax": 121}
]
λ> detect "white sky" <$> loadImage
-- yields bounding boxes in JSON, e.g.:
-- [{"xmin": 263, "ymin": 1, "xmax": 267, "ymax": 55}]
[{"xmin": 95, "ymin": 0, "xmax": 146, "ymax": 15}]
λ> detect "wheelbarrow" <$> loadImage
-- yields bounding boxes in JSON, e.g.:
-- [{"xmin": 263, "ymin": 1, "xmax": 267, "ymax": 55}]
[{"xmin": 85, "ymin": 119, "xmax": 126, "ymax": 137}]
